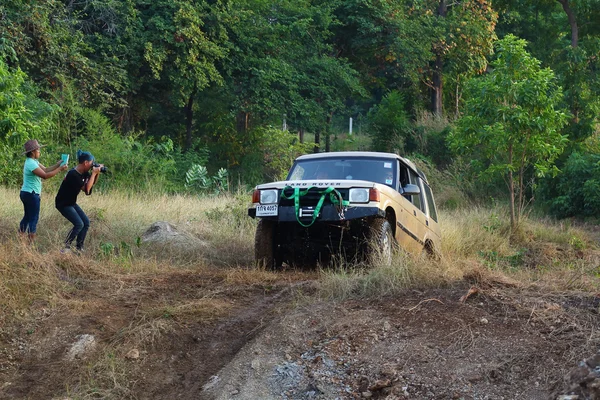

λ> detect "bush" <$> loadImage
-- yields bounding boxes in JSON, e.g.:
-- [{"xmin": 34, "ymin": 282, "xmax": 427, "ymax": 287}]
[
  {"xmin": 0, "ymin": 60, "xmax": 57, "ymax": 186},
  {"xmin": 542, "ymin": 151, "xmax": 600, "ymax": 218},
  {"xmin": 367, "ymin": 90, "xmax": 414, "ymax": 153},
  {"xmin": 238, "ymin": 127, "xmax": 313, "ymax": 185}
]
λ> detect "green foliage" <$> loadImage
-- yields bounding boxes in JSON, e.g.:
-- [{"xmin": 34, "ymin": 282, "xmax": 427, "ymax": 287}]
[
  {"xmin": 367, "ymin": 90, "xmax": 413, "ymax": 153},
  {"xmin": 0, "ymin": 59, "xmax": 57, "ymax": 185},
  {"xmin": 185, "ymin": 164, "xmax": 228, "ymax": 195},
  {"xmin": 72, "ymin": 109, "xmax": 179, "ymax": 192},
  {"xmin": 450, "ymin": 35, "xmax": 569, "ymax": 226},
  {"xmin": 542, "ymin": 151, "xmax": 600, "ymax": 218},
  {"xmin": 239, "ymin": 127, "xmax": 313, "ymax": 185}
]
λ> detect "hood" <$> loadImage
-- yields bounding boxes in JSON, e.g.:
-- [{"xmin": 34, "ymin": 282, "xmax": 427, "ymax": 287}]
[{"xmin": 255, "ymin": 179, "xmax": 383, "ymax": 190}]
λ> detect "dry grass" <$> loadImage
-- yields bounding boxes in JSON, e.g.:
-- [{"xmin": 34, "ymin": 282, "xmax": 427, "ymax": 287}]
[
  {"xmin": 2, "ymin": 185, "xmax": 600, "ymax": 398},
  {"xmin": 319, "ymin": 207, "xmax": 600, "ymax": 300},
  {"xmin": 0, "ymin": 185, "xmax": 257, "ymax": 329}
]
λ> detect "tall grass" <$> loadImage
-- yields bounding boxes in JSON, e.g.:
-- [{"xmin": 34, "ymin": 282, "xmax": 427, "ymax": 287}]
[
  {"xmin": 319, "ymin": 206, "xmax": 600, "ymax": 299},
  {"xmin": 2, "ymin": 184, "xmax": 599, "ymax": 317},
  {"xmin": 0, "ymin": 186, "xmax": 257, "ymax": 323}
]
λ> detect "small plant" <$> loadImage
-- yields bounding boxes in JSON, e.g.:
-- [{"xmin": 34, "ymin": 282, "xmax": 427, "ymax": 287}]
[
  {"xmin": 569, "ymin": 235, "xmax": 585, "ymax": 251},
  {"xmin": 100, "ymin": 242, "xmax": 115, "ymax": 257},
  {"xmin": 483, "ymin": 212, "xmax": 501, "ymax": 232},
  {"xmin": 185, "ymin": 164, "xmax": 229, "ymax": 195}
]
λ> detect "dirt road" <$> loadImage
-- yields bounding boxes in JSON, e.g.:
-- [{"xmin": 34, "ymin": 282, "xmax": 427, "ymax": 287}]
[{"xmin": 1, "ymin": 268, "xmax": 598, "ymax": 399}]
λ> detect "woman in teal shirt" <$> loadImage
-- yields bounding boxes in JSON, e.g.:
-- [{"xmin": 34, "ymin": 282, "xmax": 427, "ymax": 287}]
[{"xmin": 20, "ymin": 139, "xmax": 68, "ymax": 243}]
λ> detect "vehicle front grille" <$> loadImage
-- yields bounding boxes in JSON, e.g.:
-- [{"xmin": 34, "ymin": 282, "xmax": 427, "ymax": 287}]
[{"xmin": 279, "ymin": 187, "xmax": 349, "ymax": 207}]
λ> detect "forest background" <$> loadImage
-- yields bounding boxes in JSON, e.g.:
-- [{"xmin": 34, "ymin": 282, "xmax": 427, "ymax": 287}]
[{"xmin": 0, "ymin": 0, "xmax": 599, "ymax": 221}]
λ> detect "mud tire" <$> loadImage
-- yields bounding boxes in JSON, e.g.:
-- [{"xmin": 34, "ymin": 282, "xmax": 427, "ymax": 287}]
[
  {"xmin": 366, "ymin": 218, "xmax": 394, "ymax": 266},
  {"xmin": 255, "ymin": 219, "xmax": 282, "ymax": 270}
]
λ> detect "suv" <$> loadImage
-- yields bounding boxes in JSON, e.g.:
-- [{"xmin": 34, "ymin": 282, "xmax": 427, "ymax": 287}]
[{"xmin": 248, "ymin": 151, "xmax": 441, "ymax": 268}]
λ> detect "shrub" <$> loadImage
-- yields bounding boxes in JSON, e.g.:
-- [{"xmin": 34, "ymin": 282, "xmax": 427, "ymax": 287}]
[
  {"xmin": 0, "ymin": 60, "xmax": 57, "ymax": 186},
  {"xmin": 239, "ymin": 127, "xmax": 313, "ymax": 185},
  {"xmin": 542, "ymin": 151, "xmax": 600, "ymax": 218},
  {"xmin": 367, "ymin": 90, "xmax": 414, "ymax": 153}
]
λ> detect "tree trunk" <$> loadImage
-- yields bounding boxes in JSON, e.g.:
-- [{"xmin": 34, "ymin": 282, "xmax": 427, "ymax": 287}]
[
  {"xmin": 325, "ymin": 112, "xmax": 333, "ymax": 152},
  {"xmin": 236, "ymin": 111, "xmax": 249, "ymax": 134},
  {"xmin": 557, "ymin": 0, "xmax": 578, "ymax": 48},
  {"xmin": 299, "ymin": 128, "xmax": 304, "ymax": 144},
  {"xmin": 432, "ymin": 53, "xmax": 444, "ymax": 116},
  {"xmin": 184, "ymin": 87, "xmax": 197, "ymax": 151},
  {"xmin": 314, "ymin": 131, "xmax": 320, "ymax": 153},
  {"xmin": 508, "ymin": 143, "xmax": 516, "ymax": 230},
  {"xmin": 431, "ymin": 0, "xmax": 447, "ymax": 116}
]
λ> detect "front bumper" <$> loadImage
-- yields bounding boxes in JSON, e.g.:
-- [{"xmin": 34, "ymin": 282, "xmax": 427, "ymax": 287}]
[{"xmin": 248, "ymin": 204, "xmax": 385, "ymax": 222}]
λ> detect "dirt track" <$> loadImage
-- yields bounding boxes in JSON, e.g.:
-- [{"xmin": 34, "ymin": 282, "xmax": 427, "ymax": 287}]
[{"xmin": 1, "ymin": 268, "xmax": 599, "ymax": 400}]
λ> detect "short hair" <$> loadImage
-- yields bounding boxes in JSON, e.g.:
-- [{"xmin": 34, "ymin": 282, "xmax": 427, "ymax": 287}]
[{"xmin": 77, "ymin": 150, "xmax": 94, "ymax": 163}]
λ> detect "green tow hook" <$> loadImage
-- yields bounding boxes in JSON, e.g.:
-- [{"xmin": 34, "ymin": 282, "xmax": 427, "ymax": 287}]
[{"xmin": 281, "ymin": 186, "xmax": 349, "ymax": 227}]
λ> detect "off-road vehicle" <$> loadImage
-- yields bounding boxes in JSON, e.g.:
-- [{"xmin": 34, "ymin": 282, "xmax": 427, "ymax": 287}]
[{"xmin": 248, "ymin": 151, "xmax": 441, "ymax": 268}]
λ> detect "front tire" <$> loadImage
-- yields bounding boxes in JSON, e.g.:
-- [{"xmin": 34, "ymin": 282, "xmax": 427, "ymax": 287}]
[
  {"xmin": 366, "ymin": 218, "xmax": 394, "ymax": 266},
  {"xmin": 255, "ymin": 219, "xmax": 282, "ymax": 270}
]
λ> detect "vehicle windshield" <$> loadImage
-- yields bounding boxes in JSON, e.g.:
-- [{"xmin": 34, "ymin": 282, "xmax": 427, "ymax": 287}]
[{"xmin": 287, "ymin": 157, "xmax": 397, "ymax": 187}]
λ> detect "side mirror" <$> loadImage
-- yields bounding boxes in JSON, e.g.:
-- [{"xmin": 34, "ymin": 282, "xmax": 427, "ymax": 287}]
[{"xmin": 402, "ymin": 184, "xmax": 421, "ymax": 196}]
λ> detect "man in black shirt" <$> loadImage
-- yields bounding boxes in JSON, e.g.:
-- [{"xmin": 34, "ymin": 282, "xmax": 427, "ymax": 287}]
[{"xmin": 55, "ymin": 151, "xmax": 103, "ymax": 253}]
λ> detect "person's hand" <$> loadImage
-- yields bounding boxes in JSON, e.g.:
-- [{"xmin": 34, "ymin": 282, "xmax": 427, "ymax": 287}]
[
  {"xmin": 60, "ymin": 164, "xmax": 68, "ymax": 171},
  {"xmin": 92, "ymin": 164, "xmax": 104, "ymax": 174}
]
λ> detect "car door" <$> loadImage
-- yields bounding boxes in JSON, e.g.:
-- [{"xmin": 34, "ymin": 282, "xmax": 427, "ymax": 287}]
[
  {"xmin": 393, "ymin": 163, "xmax": 426, "ymax": 254},
  {"xmin": 408, "ymin": 169, "xmax": 429, "ymax": 250}
]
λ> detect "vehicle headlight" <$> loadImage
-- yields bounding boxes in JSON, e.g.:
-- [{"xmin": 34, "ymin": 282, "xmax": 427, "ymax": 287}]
[
  {"xmin": 349, "ymin": 188, "xmax": 370, "ymax": 203},
  {"xmin": 260, "ymin": 189, "xmax": 278, "ymax": 204}
]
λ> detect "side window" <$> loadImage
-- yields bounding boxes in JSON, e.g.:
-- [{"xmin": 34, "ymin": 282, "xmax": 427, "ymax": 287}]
[
  {"xmin": 408, "ymin": 170, "xmax": 424, "ymax": 211},
  {"xmin": 399, "ymin": 163, "xmax": 410, "ymax": 189},
  {"xmin": 423, "ymin": 184, "xmax": 438, "ymax": 222}
]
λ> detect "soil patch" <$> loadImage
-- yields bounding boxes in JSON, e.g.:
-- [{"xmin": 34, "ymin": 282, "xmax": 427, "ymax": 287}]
[{"xmin": 1, "ymin": 270, "xmax": 599, "ymax": 400}]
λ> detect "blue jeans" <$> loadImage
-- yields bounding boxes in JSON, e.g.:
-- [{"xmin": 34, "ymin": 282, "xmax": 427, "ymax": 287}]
[
  {"xmin": 57, "ymin": 204, "xmax": 90, "ymax": 250},
  {"xmin": 20, "ymin": 191, "xmax": 41, "ymax": 234}
]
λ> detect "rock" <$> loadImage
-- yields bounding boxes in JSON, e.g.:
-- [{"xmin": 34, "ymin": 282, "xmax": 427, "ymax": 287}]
[
  {"xmin": 480, "ymin": 317, "xmax": 489, "ymax": 324},
  {"xmin": 202, "ymin": 375, "xmax": 220, "ymax": 391},
  {"xmin": 65, "ymin": 334, "xmax": 96, "ymax": 361},
  {"xmin": 369, "ymin": 379, "xmax": 392, "ymax": 391},
  {"xmin": 361, "ymin": 391, "xmax": 373, "ymax": 398},
  {"xmin": 466, "ymin": 373, "xmax": 483, "ymax": 383},
  {"xmin": 555, "ymin": 351, "xmax": 600, "ymax": 399},
  {"xmin": 125, "ymin": 349, "xmax": 140, "ymax": 360},
  {"xmin": 141, "ymin": 221, "xmax": 207, "ymax": 249}
]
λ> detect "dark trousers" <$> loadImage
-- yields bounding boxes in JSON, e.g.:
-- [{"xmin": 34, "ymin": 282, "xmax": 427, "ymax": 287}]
[
  {"xmin": 57, "ymin": 204, "xmax": 90, "ymax": 250},
  {"xmin": 20, "ymin": 191, "xmax": 41, "ymax": 234}
]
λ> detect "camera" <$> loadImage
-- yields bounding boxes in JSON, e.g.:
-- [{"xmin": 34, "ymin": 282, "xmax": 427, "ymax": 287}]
[{"xmin": 92, "ymin": 162, "xmax": 108, "ymax": 173}]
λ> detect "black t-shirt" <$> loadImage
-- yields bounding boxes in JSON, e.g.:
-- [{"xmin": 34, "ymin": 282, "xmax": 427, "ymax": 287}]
[{"xmin": 55, "ymin": 168, "xmax": 91, "ymax": 208}]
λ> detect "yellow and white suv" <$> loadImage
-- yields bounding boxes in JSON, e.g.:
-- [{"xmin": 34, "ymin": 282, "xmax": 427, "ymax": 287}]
[{"xmin": 248, "ymin": 151, "xmax": 441, "ymax": 268}]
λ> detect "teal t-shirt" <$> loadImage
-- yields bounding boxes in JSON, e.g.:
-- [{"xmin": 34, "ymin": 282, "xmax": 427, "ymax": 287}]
[{"xmin": 21, "ymin": 157, "xmax": 42, "ymax": 194}]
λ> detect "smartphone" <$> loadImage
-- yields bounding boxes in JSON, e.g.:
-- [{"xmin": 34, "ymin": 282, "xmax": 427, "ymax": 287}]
[{"xmin": 61, "ymin": 154, "xmax": 69, "ymax": 166}]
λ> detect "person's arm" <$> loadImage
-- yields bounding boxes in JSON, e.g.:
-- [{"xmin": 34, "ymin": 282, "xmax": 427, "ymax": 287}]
[
  {"xmin": 40, "ymin": 160, "xmax": 63, "ymax": 173},
  {"xmin": 83, "ymin": 166, "xmax": 101, "ymax": 195},
  {"xmin": 32, "ymin": 164, "xmax": 68, "ymax": 179}
]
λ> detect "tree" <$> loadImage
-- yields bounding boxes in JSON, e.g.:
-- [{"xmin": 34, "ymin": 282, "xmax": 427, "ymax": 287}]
[
  {"xmin": 450, "ymin": 35, "xmax": 569, "ymax": 229},
  {"xmin": 0, "ymin": 59, "xmax": 57, "ymax": 184},
  {"xmin": 223, "ymin": 0, "xmax": 363, "ymax": 145},
  {"xmin": 137, "ymin": 0, "xmax": 228, "ymax": 150}
]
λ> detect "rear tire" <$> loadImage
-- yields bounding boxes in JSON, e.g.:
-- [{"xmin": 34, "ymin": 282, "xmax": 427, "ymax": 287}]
[
  {"xmin": 366, "ymin": 218, "xmax": 394, "ymax": 266},
  {"xmin": 255, "ymin": 219, "xmax": 282, "ymax": 270}
]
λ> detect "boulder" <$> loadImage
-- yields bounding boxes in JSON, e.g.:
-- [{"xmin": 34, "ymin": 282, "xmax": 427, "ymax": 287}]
[
  {"xmin": 555, "ymin": 351, "xmax": 600, "ymax": 400},
  {"xmin": 141, "ymin": 221, "xmax": 206, "ymax": 248}
]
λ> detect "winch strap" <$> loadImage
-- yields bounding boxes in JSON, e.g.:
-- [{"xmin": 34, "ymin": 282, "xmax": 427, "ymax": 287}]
[{"xmin": 281, "ymin": 186, "xmax": 347, "ymax": 227}]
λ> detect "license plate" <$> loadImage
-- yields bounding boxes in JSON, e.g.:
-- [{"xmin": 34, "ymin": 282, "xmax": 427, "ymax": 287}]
[{"xmin": 256, "ymin": 204, "xmax": 278, "ymax": 217}]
